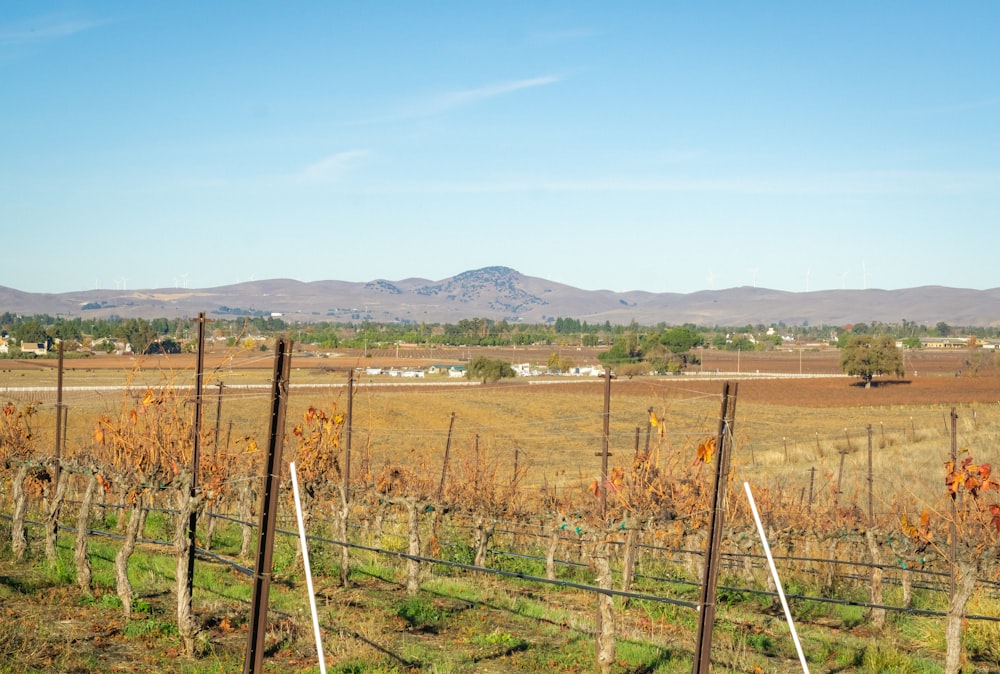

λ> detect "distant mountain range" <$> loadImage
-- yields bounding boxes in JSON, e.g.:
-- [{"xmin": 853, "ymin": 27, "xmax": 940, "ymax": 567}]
[{"xmin": 3, "ymin": 266, "xmax": 999, "ymax": 327}]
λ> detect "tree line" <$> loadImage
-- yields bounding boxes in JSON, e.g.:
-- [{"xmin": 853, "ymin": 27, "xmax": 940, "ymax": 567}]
[{"xmin": 1, "ymin": 311, "xmax": 996, "ymax": 360}]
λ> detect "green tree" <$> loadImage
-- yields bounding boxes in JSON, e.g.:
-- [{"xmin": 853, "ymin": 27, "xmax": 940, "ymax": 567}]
[
  {"xmin": 466, "ymin": 356, "xmax": 515, "ymax": 383},
  {"xmin": 11, "ymin": 319, "xmax": 49, "ymax": 346},
  {"xmin": 659, "ymin": 326, "xmax": 704, "ymax": 355},
  {"xmin": 598, "ymin": 333, "xmax": 640, "ymax": 366},
  {"xmin": 840, "ymin": 334, "xmax": 904, "ymax": 388},
  {"xmin": 547, "ymin": 353, "xmax": 575, "ymax": 373},
  {"xmin": 116, "ymin": 319, "xmax": 157, "ymax": 354}
]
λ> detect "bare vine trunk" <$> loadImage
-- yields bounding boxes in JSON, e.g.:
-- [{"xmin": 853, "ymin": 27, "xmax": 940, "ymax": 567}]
[
  {"xmin": 944, "ymin": 560, "xmax": 978, "ymax": 674},
  {"xmin": 116, "ymin": 491, "xmax": 129, "ymax": 532},
  {"xmin": 594, "ymin": 539, "xmax": 615, "ymax": 674},
  {"xmin": 373, "ymin": 503, "xmax": 386, "ymax": 548},
  {"xmin": 74, "ymin": 473, "xmax": 99, "ymax": 594},
  {"xmin": 620, "ymin": 529, "xmax": 638, "ymax": 603},
  {"xmin": 545, "ymin": 519, "xmax": 561, "ymax": 581},
  {"xmin": 901, "ymin": 569, "xmax": 913, "ymax": 608},
  {"xmin": 864, "ymin": 529, "xmax": 885, "ymax": 629},
  {"xmin": 292, "ymin": 498, "xmax": 313, "ymax": 572},
  {"xmin": 238, "ymin": 480, "xmax": 255, "ymax": 558},
  {"xmin": 404, "ymin": 498, "xmax": 420, "ymax": 595},
  {"xmin": 203, "ymin": 504, "xmax": 217, "ymax": 552},
  {"xmin": 332, "ymin": 494, "xmax": 350, "ymax": 587},
  {"xmin": 472, "ymin": 515, "xmax": 496, "ymax": 568},
  {"xmin": 44, "ymin": 467, "xmax": 69, "ymax": 564},
  {"xmin": 173, "ymin": 477, "xmax": 202, "ymax": 656},
  {"xmin": 11, "ymin": 464, "xmax": 31, "ymax": 561},
  {"xmin": 115, "ymin": 494, "xmax": 144, "ymax": 619}
]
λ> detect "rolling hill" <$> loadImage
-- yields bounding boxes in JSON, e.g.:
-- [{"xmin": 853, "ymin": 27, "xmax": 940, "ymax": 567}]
[{"xmin": 2, "ymin": 267, "xmax": 998, "ymax": 327}]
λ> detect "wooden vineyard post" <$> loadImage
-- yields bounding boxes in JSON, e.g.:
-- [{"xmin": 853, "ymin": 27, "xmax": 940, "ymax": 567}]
[
  {"xmin": 835, "ymin": 448, "xmax": 848, "ymax": 510},
  {"xmin": 692, "ymin": 381, "xmax": 738, "ymax": 674},
  {"xmin": 244, "ymin": 337, "xmax": 292, "ymax": 674},
  {"xmin": 864, "ymin": 424, "xmax": 885, "ymax": 629},
  {"xmin": 598, "ymin": 367, "xmax": 612, "ymax": 519},
  {"xmin": 436, "ymin": 412, "xmax": 456, "ymax": 501},
  {"xmin": 336, "ymin": 367, "xmax": 355, "ymax": 587},
  {"xmin": 645, "ymin": 406, "xmax": 653, "ymax": 455}
]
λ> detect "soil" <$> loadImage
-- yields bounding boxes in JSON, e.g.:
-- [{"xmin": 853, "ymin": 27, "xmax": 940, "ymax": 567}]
[{"xmin": 5, "ymin": 346, "xmax": 997, "ymax": 409}]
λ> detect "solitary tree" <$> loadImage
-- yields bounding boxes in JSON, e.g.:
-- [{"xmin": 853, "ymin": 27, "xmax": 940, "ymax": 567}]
[
  {"xmin": 839, "ymin": 334, "xmax": 904, "ymax": 388},
  {"xmin": 466, "ymin": 356, "xmax": 515, "ymax": 383}
]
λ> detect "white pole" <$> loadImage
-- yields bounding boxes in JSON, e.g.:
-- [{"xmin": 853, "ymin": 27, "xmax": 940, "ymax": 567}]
[
  {"xmin": 743, "ymin": 481, "xmax": 810, "ymax": 673},
  {"xmin": 290, "ymin": 462, "xmax": 327, "ymax": 674}
]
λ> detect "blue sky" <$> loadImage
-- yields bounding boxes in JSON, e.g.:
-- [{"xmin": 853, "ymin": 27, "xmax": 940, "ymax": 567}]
[{"xmin": 2, "ymin": 2, "xmax": 998, "ymax": 295}]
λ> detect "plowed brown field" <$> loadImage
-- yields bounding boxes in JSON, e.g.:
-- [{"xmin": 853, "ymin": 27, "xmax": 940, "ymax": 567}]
[{"xmin": 4, "ymin": 346, "xmax": 997, "ymax": 408}]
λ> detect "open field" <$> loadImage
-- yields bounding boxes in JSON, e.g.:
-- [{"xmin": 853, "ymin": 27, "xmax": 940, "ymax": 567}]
[{"xmin": 3, "ymin": 346, "xmax": 999, "ymax": 500}]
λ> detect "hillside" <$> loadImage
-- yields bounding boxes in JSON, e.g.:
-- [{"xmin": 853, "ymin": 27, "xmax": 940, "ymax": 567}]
[{"xmin": 2, "ymin": 266, "xmax": 998, "ymax": 327}]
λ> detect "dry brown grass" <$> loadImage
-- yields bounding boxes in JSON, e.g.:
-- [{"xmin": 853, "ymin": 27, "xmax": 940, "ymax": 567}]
[{"xmin": 3, "ymin": 347, "xmax": 998, "ymax": 515}]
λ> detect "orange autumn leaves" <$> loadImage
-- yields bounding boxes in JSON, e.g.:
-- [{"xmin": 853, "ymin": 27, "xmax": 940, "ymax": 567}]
[
  {"xmin": 291, "ymin": 405, "xmax": 345, "ymax": 485},
  {"xmin": 945, "ymin": 455, "xmax": 998, "ymax": 500},
  {"xmin": 945, "ymin": 454, "xmax": 1000, "ymax": 534}
]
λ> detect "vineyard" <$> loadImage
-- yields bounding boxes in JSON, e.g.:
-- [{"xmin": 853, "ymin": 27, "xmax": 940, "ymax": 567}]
[{"xmin": 2, "ymin": 345, "xmax": 1000, "ymax": 673}]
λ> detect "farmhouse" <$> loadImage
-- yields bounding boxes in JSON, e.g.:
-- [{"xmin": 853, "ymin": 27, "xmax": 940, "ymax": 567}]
[
  {"xmin": 922, "ymin": 337, "xmax": 972, "ymax": 349},
  {"xmin": 20, "ymin": 341, "xmax": 48, "ymax": 356},
  {"xmin": 512, "ymin": 362, "xmax": 545, "ymax": 376}
]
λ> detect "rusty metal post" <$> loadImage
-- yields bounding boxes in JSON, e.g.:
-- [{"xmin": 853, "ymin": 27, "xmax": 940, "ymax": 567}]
[
  {"xmin": 214, "ymin": 381, "xmax": 224, "ymax": 456},
  {"xmin": 344, "ymin": 368, "xmax": 354, "ymax": 502},
  {"xmin": 867, "ymin": 424, "xmax": 874, "ymax": 524},
  {"xmin": 54, "ymin": 340, "xmax": 64, "ymax": 485},
  {"xmin": 692, "ymin": 381, "xmax": 738, "ymax": 674},
  {"xmin": 187, "ymin": 313, "xmax": 209, "ymax": 603},
  {"xmin": 244, "ymin": 337, "xmax": 292, "ymax": 674},
  {"xmin": 600, "ymin": 367, "xmax": 612, "ymax": 519},
  {"xmin": 949, "ymin": 407, "xmax": 958, "ymax": 600}
]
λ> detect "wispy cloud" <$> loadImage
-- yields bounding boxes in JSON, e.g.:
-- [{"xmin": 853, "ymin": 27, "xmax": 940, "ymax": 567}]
[
  {"xmin": 402, "ymin": 75, "xmax": 561, "ymax": 118},
  {"xmin": 297, "ymin": 150, "xmax": 370, "ymax": 183},
  {"xmin": 0, "ymin": 13, "xmax": 111, "ymax": 44}
]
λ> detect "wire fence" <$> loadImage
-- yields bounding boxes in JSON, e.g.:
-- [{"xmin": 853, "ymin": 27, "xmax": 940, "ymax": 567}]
[{"xmin": 4, "ymin": 495, "xmax": 999, "ymax": 625}]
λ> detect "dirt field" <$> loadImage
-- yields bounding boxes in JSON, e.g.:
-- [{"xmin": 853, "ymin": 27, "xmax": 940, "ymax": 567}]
[{"xmin": 4, "ymin": 345, "xmax": 997, "ymax": 408}]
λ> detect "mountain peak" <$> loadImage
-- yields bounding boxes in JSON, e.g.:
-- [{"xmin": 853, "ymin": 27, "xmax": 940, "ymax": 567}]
[{"xmin": 2, "ymin": 271, "xmax": 998, "ymax": 326}]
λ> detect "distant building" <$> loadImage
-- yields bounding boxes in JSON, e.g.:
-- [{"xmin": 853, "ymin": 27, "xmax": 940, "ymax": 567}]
[
  {"xmin": 20, "ymin": 341, "xmax": 48, "ymax": 356},
  {"xmin": 922, "ymin": 337, "xmax": 976, "ymax": 349}
]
